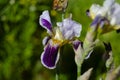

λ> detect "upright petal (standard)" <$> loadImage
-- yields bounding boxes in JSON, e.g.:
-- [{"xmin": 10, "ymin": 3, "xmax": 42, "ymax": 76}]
[{"xmin": 39, "ymin": 10, "xmax": 52, "ymax": 33}]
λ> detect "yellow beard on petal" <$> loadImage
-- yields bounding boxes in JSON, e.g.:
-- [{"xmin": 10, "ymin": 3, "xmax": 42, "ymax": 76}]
[
  {"xmin": 51, "ymin": 28, "xmax": 64, "ymax": 47},
  {"xmin": 52, "ymin": 39, "xmax": 62, "ymax": 45},
  {"xmin": 54, "ymin": 28, "xmax": 64, "ymax": 41},
  {"xmin": 51, "ymin": 27, "xmax": 71, "ymax": 47}
]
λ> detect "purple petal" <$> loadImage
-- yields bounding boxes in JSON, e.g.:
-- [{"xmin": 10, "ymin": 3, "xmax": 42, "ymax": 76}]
[
  {"xmin": 72, "ymin": 40, "xmax": 82, "ymax": 50},
  {"xmin": 41, "ymin": 41, "xmax": 60, "ymax": 69},
  {"xmin": 91, "ymin": 15, "xmax": 102, "ymax": 26},
  {"xmin": 99, "ymin": 18, "xmax": 109, "ymax": 28},
  {"xmin": 41, "ymin": 19, "xmax": 52, "ymax": 31},
  {"xmin": 39, "ymin": 10, "xmax": 52, "ymax": 33}
]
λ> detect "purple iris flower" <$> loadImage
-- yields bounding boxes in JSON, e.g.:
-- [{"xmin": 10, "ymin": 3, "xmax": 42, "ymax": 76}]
[
  {"xmin": 88, "ymin": 0, "xmax": 120, "ymax": 29},
  {"xmin": 39, "ymin": 10, "xmax": 82, "ymax": 69}
]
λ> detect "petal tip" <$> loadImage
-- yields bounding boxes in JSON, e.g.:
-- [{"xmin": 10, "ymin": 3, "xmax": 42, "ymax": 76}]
[
  {"xmin": 41, "ymin": 52, "xmax": 57, "ymax": 69},
  {"xmin": 39, "ymin": 10, "xmax": 52, "ymax": 32}
]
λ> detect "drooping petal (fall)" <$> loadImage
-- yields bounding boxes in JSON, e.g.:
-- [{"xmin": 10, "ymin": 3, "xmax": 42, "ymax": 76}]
[{"xmin": 41, "ymin": 40, "xmax": 60, "ymax": 69}]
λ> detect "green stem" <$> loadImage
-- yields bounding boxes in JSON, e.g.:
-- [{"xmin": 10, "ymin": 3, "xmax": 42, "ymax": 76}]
[
  {"xmin": 55, "ymin": 73, "xmax": 59, "ymax": 80},
  {"xmin": 77, "ymin": 57, "xmax": 84, "ymax": 78},
  {"xmin": 62, "ymin": 13, "xmax": 65, "ymax": 21},
  {"xmin": 77, "ymin": 50, "xmax": 91, "ymax": 78},
  {"xmin": 77, "ymin": 65, "xmax": 81, "ymax": 77}
]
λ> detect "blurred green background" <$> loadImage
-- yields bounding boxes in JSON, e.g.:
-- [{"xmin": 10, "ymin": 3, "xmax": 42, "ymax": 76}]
[{"xmin": 0, "ymin": 0, "xmax": 120, "ymax": 80}]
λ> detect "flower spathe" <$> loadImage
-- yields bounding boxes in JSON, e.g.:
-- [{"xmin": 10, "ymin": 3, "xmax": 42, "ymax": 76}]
[{"xmin": 39, "ymin": 10, "xmax": 82, "ymax": 69}]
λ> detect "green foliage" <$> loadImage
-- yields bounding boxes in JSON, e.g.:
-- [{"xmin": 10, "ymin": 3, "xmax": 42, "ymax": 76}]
[{"xmin": 0, "ymin": 0, "xmax": 52, "ymax": 80}]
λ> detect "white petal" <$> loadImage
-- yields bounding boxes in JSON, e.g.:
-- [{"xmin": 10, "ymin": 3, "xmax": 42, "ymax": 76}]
[
  {"xmin": 103, "ymin": 0, "xmax": 114, "ymax": 8},
  {"xmin": 57, "ymin": 22, "xmax": 62, "ymax": 27},
  {"xmin": 40, "ymin": 10, "xmax": 51, "ymax": 24},
  {"xmin": 39, "ymin": 10, "xmax": 52, "ymax": 34},
  {"xmin": 64, "ymin": 30, "xmax": 73, "ymax": 40},
  {"xmin": 90, "ymin": 4, "xmax": 102, "ymax": 19},
  {"xmin": 56, "ymin": 22, "xmax": 64, "ymax": 33},
  {"xmin": 110, "ymin": 3, "xmax": 120, "ymax": 25},
  {"xmin": 57, "ymin": 18, "xmax": 82, "ymax": 40},
  {"xmin": 73, "ymin": 22, "xmax": 82, "ymax": 37}
]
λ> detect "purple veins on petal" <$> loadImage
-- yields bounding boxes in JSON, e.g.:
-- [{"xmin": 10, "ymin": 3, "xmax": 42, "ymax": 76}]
[
  {"xmin": 73, "ymin": 21, "xmax": 82, "ymax": 37},
  {"xmin": 64, "ymin": 30, "xmax": 74, "ymax": 40},
  {"xmin": 41, "ymin": 42, "xmax": 60, "ymax": 69},
  {"xmin": 57, "ymin": 18, "xmax": 82, "ymax": 40}
]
